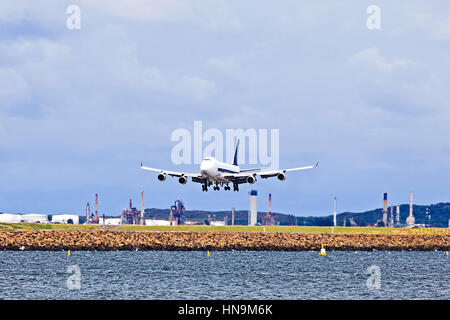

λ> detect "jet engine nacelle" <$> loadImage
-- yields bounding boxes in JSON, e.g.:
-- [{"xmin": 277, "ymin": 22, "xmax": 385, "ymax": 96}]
[
  {"xmin": 277, "ymin": 173, "xmax": 286, "ymax": 181},
  {"xmin": 178, "ymin": 176, "xmax": 187, "ymax": 184},
  {"xmin": 246, "ymin": 176, "xmax": 256, "ymax": 184},
  {"xmin": 157, "ymin": 173, "xmax": 166, "ymax": 181}
]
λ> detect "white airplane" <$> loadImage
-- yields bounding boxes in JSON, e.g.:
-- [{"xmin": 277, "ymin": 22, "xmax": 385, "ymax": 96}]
[{"xmin": 140, "ymin": 140, "xmax": 318, "ymax": 191}]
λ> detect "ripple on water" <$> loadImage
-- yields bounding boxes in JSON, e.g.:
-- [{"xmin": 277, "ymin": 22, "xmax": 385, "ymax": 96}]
[{"xmin": 0, "ymin": 251, "xmax": 448, "ymax": 299}]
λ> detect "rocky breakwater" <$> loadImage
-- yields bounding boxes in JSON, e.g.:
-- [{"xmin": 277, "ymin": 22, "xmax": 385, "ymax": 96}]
[{"xmin": 0, "ymin": 230, "xmax": 448, "ymax": 251}]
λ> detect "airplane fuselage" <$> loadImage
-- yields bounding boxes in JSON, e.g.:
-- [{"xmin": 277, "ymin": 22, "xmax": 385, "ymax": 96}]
[{"xmin": 200, "ymin": 157, "xmax": 239, "ymax": 182}]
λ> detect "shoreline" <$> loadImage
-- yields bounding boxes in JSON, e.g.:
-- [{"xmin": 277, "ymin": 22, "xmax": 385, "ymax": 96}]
[{"xmin": 0, "ymin": 229, "xmax": 449, "ymax": 251}]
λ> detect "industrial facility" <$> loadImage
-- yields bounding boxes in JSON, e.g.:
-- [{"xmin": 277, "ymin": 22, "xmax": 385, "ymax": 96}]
[
  {"xmin": 169, "ymin": 200, "xmax": 185, "ymax": 225},
  {"xmin": 263, "ymin": 193, "xmax": 276, "ymax": 226},
  {"xmin": 1, "ymin": 188, "xmax": 447, "ymax": 228},
  {"xmin": 121, "ymin": 199, "xmax": 143, "ymax": 225}
]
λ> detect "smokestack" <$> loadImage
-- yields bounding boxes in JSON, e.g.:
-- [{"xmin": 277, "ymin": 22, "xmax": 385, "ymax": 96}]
[
  {"xmin": 382, "ymin": 193, "xmax": 388, "ymax": 227},
  {"xmin": 169, "ymin": 207, "xmax": 173, "ymax": 226},
  {"xmin": 333, "ymin": 197, "xmax": 337, "ymax": 227},
  {"xmin": 248, "ymin": 190, "xmax": 257, "ymax": 226},
  {"xmin": 86, "ymin": 202, "xmax": 90, "ymax": 224},
  {"xmin": 268, "ymin": 193, "xmax": 272, "ymax": 213},
  {"xmin": 396, "ymin": 205, "xmax": 400, "ymax": 227},
  {"xmin": 94, "ymin": 193, "xmax": 99, "ymax": 224},
  {"xmin": 406, "ymin": 192, "xmax": 415, "ymax": 227},
  {"xmin": 409, "ymin": 192, "xmax": 413, "ymax": 217},
  {"xmin": 389, "ymin": 206, "xmax": 394, "ymax": 227},
  {"xmin": 141, "ymin": 190, "xmax": 144, "ymax": 225},
  {"xmin": 231, "ymin": 206, "xmax": 235, "ymax": 226}
]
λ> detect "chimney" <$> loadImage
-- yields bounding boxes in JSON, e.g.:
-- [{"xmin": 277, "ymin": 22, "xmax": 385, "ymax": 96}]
[
  {"xmin": 382, "ymin": 193, "xmax": 388, "ymax": 227},
  {"xmin": 231, "ymin": 206, "xmax": 235, "ymax": 226},
  {"xmin": 141, "ymin": 190, "xmax": 145, "ymax": 225}
]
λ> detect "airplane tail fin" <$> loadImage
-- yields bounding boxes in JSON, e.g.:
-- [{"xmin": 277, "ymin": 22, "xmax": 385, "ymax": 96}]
[{"xmin": 233, "ymin": 139, "xmax": 240, "ymax": 166}]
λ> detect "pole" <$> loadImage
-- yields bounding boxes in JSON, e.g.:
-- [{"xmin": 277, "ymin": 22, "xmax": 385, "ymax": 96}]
[{"xmin": 333, "ymin": 197, "xmax": 337, "ymax": 227}]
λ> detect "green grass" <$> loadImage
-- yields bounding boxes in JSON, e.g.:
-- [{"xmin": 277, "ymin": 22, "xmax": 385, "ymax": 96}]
[
  {"xmin": 116, "ymin": 225, "xmax": 450, "ymax": 234},
  {"xmin": 0, "ymin": 222, "xmax": 100, "ymax": 231},
  {"xmin": 0, "ymin": 222, "xmax": 448, "ymax": 235}
]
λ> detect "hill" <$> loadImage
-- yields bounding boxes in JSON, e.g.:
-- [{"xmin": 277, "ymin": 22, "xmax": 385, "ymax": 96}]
[{"xmin": 143, "ymin": 202, "xmax": 450, "ymax": 228}]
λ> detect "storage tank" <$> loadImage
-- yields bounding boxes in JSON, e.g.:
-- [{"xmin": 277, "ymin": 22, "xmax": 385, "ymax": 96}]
[
  {"xmin": 21, "ymin": 214, "xmax": 49, "ymax": 223},
  {"xmin": 0, "ymin": 213, "xmax": 22, "ymax": 223},
  {"xmin": 51, "ymin": 214, "xmax": 79, "ymax": 224}
]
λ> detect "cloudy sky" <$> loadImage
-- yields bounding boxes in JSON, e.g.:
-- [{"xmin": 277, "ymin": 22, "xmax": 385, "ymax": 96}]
[{"xmin": 1, "ymin": 1, "xmax": 450, "ymax": 217}]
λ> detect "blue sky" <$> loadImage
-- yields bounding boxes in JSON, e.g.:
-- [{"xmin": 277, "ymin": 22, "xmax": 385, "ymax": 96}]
[{"xmin": 1, "ymin": 1, "xmax": 450, "ymax": 217}]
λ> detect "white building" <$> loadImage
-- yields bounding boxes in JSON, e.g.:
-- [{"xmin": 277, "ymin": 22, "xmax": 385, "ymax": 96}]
[
  {"xmin": 21, "ymin": 214, "xmax": 49, "ymax": 223},
  {"xmin": 144, "ymin": 219, "xmax": 171, "ymax": 226},
  {"xmin": 210, "ymin": 220, "xmax": 225, "ymax": 226},
  {"xmin": 248, "ymin": 190, "xmax": 257, "ymax": 226},
  {"xmin": 101, "ymin": 218, "xmax": 122, "ymax": 225},
  {"xmin": 51, "ymin": 214, "xmax": 79, "ymax": 224},
  {"xmin": 0, "ymin": 213, "xmax": 22, "ymax": 223}
]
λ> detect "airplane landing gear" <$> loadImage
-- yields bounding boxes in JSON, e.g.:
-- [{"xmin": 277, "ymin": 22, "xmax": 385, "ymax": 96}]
[
  {"xmin": 202, "ymin": 184, "xmax": 208, "ymax": 192},
  {"xmin": 224, "ymin": 184, "xmax": 231, "ymax": 191},
  {"xmin": 233, "ymin": 183, "xmax": 239, "ymax": 191}
]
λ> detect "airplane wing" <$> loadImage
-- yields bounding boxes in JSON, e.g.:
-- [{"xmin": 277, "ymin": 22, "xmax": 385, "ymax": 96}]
[
  {"xmin": 140, "ymin": 163, "xmax": 206, "ymax": 183},
  {"xmin": 223, "ymin": 161, "xmax": 319, "ymax": 183},
  {"xmin": 257, "ymin": 161, "xmax": 319, "ymax": 178},
  {"xmin": 140, "ymin": 165, "xmax": 199, "ymax": 177}
]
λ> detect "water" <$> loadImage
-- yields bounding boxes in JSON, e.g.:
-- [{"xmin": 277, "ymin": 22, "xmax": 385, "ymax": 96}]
[{"xmin": 0, "ymin": 251, "xmax": 448, "ymax": 299}]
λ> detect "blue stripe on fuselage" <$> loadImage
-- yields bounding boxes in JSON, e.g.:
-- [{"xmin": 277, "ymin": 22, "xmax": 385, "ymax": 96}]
[{"xmin": 218, "ymin": 167, "xmax": 239, "ymax": 174}]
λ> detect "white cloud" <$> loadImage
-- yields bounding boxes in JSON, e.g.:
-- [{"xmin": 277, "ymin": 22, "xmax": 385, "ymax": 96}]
[
  {"xmin": 84, "ymin": 0, "xmax": 243, "ymax": 32},
  {"xmin": 175, "ymin": 76, "xmax": 218, "ymax": 101},
  {"xmin": 206, "ymin": 56, "xmax": 241, "ymax": 78},
  {"xmin": 433, "ymin": 17, "xmax": 450, "ymax": 41},
  {"xmin": 348, "ymin": 47, "xmax": 414, "ymax": 72},
  {"xmin": 0, "ymin": 68, "xmax": 31, "ymax": 108}
]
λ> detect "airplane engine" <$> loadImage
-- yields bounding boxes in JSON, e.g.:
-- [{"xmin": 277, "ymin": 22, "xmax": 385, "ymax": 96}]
[
  {"xmin": 246, "ymin": 176, "xmax": 256, "ymax": 184},
  {"xmin": 178, "ymin": 176, "xmax": 187, "ymax": 184},
  {"xmin": 157, "ymin": 173, "xmax": 166, "ymax": 181},
  {"xmin": 277, "ymin": 173, "xmax": 286, "ymax": 181}
]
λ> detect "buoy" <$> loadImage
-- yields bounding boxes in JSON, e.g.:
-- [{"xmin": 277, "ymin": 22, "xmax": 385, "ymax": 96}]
[
  {"xmin": 319, "ymin": 244, "xmax": 327, "ymax": 256},
  {"xmin": 446, "ymin": 251, "xmax": 448, "ymax": 256},
  {"xmin": 19, "ymin": 246, "xmax": 25, "ymax": 251},
  {"xmin": 207, "ymin": 250, "xmax": 210, "ymax": 257},
  {"xmin": 68, "ymin": 250, "xmax": 71, "ymax": 256}
]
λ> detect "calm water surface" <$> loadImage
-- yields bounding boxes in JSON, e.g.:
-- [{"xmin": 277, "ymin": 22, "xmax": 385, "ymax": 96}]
[{"xmin": 0, "ymin": 251, "xmax": 448, "ymax": 299}]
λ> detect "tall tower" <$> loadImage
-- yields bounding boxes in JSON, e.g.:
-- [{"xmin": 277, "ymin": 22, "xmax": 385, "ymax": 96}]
[
  {"xmin": 389, "ymin": 206, "xmax": 394, "ymax": 227},
  {"xmin": 231, "ymin": 206, "xmax": 235, "ymax": 226},
  {"xmin": 140, "ymin": 190, "xmax": 145, "ymax": 225},
  {"xmin": 406, "ymin": 192, "xmax": 415, "ymax": 227},
  {"xmin": 92, "ymin": 194, "xmax": 99, "ymax": 224},
  {"xmin": 248, "ymin": 190, "xmax": 257, "ymax": 226},
  {"xmin": 333, "ymin": 197, "xmax": 337, "ymax": 227},
  {"xmin": 382, "ymin": 193, "xmax": 388, "ymax": 227},
  {"xmin": 85, "ymin": 202, "xmax": 90, "ymax": 224},
  {"xmin": 395, "ymin": 205, "xmax": 400, "ymax": 227}
]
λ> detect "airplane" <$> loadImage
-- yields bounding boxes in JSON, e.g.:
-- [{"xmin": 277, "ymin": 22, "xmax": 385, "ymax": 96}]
[{"xmin": 140, "ymin": 140, "xmax": 318, "ymax": 192}]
